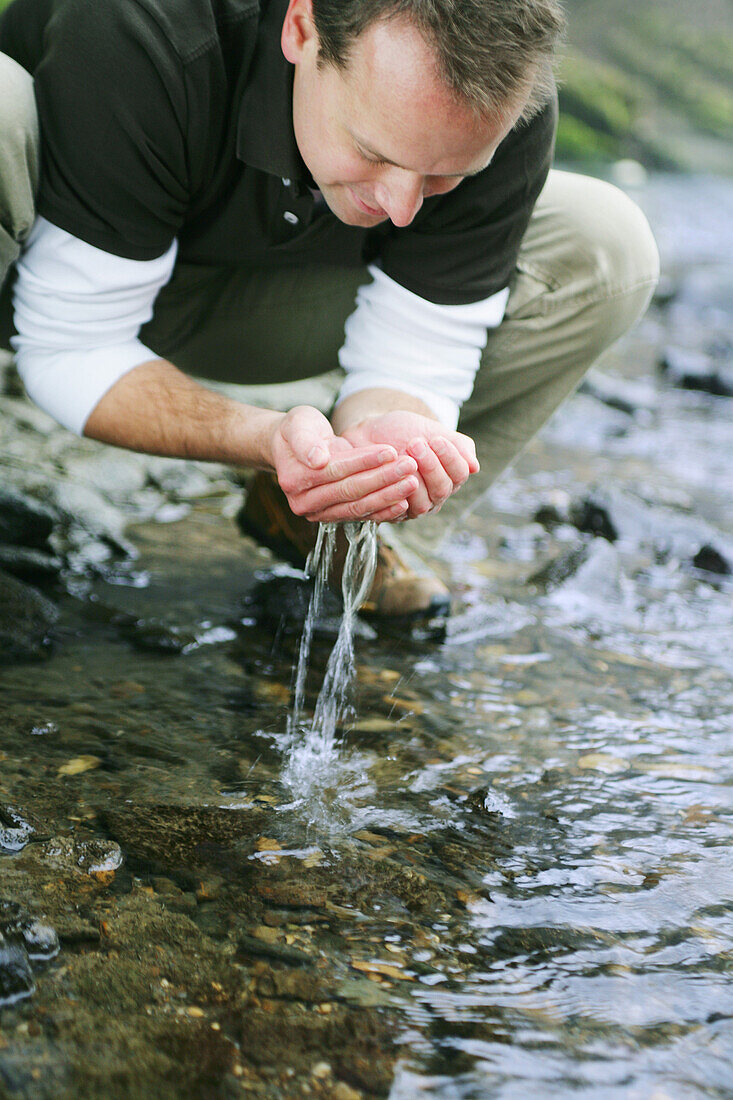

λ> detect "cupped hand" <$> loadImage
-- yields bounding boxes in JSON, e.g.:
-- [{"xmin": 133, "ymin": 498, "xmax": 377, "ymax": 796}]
[
  {"xmin": 341, "ymin": 411, "xmax": 479, "ymax": 519},
  {"xmin": 269, "ymin": 405, "xmax": 419, "ymax": 523}
]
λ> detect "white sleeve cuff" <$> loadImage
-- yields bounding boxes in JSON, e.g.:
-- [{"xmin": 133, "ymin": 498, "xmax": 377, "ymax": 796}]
[
  {"xmin": 336, "ymin": 264, "xmax": 509, "ymax": 430},
  {"xmin": 11, "ymin": 217, "xmax": 177, "ymax": 435},
  {"xmin": 17, "ymin": 341, "xmax": 159, "ymax": 436}
]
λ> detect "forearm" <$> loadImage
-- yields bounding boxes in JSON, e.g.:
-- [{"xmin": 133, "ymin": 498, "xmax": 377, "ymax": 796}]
[
  {"xmin": 83, "ymin": 358, "xmax": 284, "ymax": 468},
  {"xmin": 331, "ymin": 387, "xmax": 442, "ymax": 435},
  {"xmin": 82, "ymin": 359, "xmax": 418, "ymax": 524}
]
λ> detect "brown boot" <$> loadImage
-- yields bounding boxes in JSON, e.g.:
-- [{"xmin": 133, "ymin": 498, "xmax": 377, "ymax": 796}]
[{"xmin": 237, "ymin": 472, "xmax": 451, "ymax": 622}]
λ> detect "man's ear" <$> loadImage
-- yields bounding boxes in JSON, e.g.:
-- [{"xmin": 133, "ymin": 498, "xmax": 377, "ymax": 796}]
[{"xmin": 281, "ymin": 0, "xmax": 317, "ymax": 65}]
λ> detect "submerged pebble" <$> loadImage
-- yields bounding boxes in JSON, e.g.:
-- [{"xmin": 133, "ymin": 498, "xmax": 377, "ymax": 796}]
[
  {"xmin": 0, "ymin": 805, "xmax": 35, "ymax": 852},
  {"xmin": 0, "ymin": 901, "xmax": 59, "ymax": 960},
  {"xmin": 0, "ymin": 937, "xmax": 35, "ymax": 1007}
]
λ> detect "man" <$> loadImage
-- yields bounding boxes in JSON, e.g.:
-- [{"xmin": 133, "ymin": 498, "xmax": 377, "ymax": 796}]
[{"xmin": 0, "ymin": 0, "xmax": 659, "ymax": 621}]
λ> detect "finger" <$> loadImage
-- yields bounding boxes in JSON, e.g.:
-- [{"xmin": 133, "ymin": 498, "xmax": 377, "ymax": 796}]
[
  {"xmin": 451, "ymin": 431, "xmax": 480, "ymax": 474},
  {"xmin": 304, "ymin": 475, "xmax": 418, "ymax": 523},
  {"xmin": 296, "ymin": 456, "xmax": 417, "ymax": 514},
  {"xmin": 407, "ymin": 438, "xmax": 453, "ymax": 509},
  {"xmin": 303, "ymin": 445, "xmax": 401, "ymax": 489},
  {"xmin": 403, "ymin": 476, "xmax": 433, "ymax": 519},
  {"xmin": 366, "ymin": 500, "xmax": 410, "ymax": 523},
  {"xmin": 430, "ymin": 436, "xmax": 470, "ymax": 487}
]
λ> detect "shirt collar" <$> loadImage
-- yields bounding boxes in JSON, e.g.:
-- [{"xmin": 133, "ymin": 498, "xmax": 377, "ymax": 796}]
[{"xmin": 236, "ymin": 0, "xmax": 312, "ymax": 192}]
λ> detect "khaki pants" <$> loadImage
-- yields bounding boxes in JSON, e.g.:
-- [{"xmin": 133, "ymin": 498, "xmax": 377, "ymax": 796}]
[{"xmin": 1, "ymin": 52, "xmax": 659, "ymax": 540}]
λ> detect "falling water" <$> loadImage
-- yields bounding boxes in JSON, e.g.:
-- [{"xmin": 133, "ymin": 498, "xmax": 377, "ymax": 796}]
[{"xmin": 283, "ymin": 521, "xmax": 378, "ymax": 802}]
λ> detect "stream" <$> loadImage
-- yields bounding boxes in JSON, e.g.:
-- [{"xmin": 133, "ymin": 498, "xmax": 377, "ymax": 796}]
[{"xmin": 1, "ymin": 172, "xmax": 732, "ymax": 1099}]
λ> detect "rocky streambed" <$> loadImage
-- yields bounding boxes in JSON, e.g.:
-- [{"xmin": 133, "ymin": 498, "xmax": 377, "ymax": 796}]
[{"xmin": 1, "ymin": 173, "xmax": 732, "ymax": 1099}]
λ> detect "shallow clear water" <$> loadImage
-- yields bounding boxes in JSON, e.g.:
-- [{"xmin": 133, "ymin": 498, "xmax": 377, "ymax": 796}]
[{"xmin": 1, "ymin": 174, "xmax": 732, "ymax": 1098}]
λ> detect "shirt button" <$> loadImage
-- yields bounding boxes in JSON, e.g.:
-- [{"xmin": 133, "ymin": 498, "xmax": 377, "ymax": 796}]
[
  {"xmin": 283, "ymin": 210, "xmax": 299, "ymax": 225},
  {"xmin": 281, "ymin": 177, "xmax": 291, "ymax": 187}
]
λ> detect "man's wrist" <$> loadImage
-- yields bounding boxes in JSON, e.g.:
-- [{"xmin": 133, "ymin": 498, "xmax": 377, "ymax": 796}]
[
  {"xmin": 332, "ymin": 387, "xmax": 441, "ymax": 434},
  {"xmin": 232, "ymin": 405, "xmax": 286, "ymax": 471}
]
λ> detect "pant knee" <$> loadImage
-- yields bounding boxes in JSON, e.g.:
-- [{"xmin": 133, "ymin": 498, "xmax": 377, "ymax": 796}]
[{"xmin": 560, "ymin": 173, "xmax": 659, "ymax": 295}]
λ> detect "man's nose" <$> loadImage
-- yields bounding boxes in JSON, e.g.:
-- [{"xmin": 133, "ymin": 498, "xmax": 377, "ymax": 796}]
[{"xmin": 374, "ymin": 171, "xmax": 424, "ymax": 228}]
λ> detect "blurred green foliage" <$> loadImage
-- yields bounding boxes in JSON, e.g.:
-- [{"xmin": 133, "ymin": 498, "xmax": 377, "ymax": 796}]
[{"xmin": 558, "ymin": 0, "xmax": 733, "ymax": 169}]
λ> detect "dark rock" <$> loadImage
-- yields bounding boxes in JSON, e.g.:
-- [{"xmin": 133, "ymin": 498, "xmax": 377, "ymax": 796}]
[
  {"xmin": 568, "ymin": 499, "xmax": 619, "ymax": 542},
  {"xmin": 0, "ymin": 937, "xmax": 35, "ymax": 1006},
  {"xmin": 692, "ymin": 545, "xmax": 731, "ymax": 575},
  {"xmin": 466, "ymin": 787, "xmax": 504, "ymax": 817},
  {"xmin": 579, "ymin": 372, "xmax": 656, "ymax": 416},
  {"xmin": 561, "ymin": 487, "xmax": 733, "ymax": 568},
  {"xmin": 255, "ymin": 881, "xmax": 329, "ymax": 909},
  {"xmin": 254, "ymin": 967, "xmax": 335, "ymax": 1002},
  {"xmin": 533, "ymin": 503, "xmax": 566, "ymax": 529},
  {"xmin": 0, "ymin": 543, "xmax": 64, "ymax": 583},
  {"xmin": 529, "ymin": 544, "xmax": 591, "ymax": 591},
  {"xmin": 101, "ymin": 803, "xmax": 267, "ymax": 873},
  {"xmin": 0, "ymin": 568, "xmax": 59, "ymax": 662},
  {"xmin": 0, "ymin": 902, "xmax": 59, "ymax": 960},
  {"xmin": 652, "ymin": 273, "xmax": 679, "ymax": 307},
  {"xmin": 237, "ymin": 934, "xmax": 314, "ymax": 967},
  {"xmin": 0, "ymin": 804, "xmax": 36, "ymax": 851},
  {"xmin": 659, "ymin": 346, "xmax": 733, "ymax": 397},
  {"xmin": 0, "ymin": 486, "xmax": 57, "ymax": 549},
  {"xmin": 238, "ymin": 1003, "xmax": 399, "ymax": 1094},
  {"xmin": 118, "ymin": 617, "xmax": 198, "ymax": 655},
  {"xmin": 242, "ymin": 573, "xmax": 344, "ymax": 634}
]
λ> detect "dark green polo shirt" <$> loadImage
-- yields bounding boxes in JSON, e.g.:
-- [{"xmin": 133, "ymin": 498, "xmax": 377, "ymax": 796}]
[{"xmin": 0, "ymin": 0, "xmax": 557, "ymax": 305}]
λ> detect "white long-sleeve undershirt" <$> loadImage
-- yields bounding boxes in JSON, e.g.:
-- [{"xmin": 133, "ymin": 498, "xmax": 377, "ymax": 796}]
[
  {"xmin": 338, "ymin": 264, "xmax": 508, "ymax": 428},
  {"xmin": 12, "ymin": 217, "xmax": 508, "ymax": 436}
]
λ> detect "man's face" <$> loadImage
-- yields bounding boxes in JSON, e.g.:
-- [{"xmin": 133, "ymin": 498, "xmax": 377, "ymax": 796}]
[{"xmin": 281, "ymin": 0, "xmax": 527, "ymax": 228}]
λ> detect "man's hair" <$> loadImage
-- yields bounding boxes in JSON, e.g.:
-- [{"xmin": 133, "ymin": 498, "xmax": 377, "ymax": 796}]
[{"xmin": 311, "ymin": 0, "xmax": 566, "ymax": 123}]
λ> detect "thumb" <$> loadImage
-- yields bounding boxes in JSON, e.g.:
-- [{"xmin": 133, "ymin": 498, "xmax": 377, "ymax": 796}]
[{"xmin": 283, "ymin": 406, "xmax": 334, "ymax": 469}]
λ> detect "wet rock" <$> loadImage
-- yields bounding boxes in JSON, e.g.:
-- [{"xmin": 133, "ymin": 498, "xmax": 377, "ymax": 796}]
[
  {"xmin": 112, "ymin": 614, "xmax": 198, "ymax": 654},
  {"xmin": 0, "ymin": 805, "xmax": 36, "ymax": 851},
  {"xmin": 242, "ymin": 573, "xmax": 344, "ymax": 635},
  {"xmin": 529, "ymin": 544, "xmax": 592, "ymax": 592},
  {"xmin": 255, "ymin": 881, "xmax": 329, "ymax": 909},
  {"xmin": 101, "ymin": 804, "xmax": 267, "ymax": 873},
  {"xmin": 0, "ymin": 937, "xmax": 35, "ymax": 1006},
  {"xmin": 0, "ymin": 902, "xmax": 59, "ymax": 960},
  {"xmin": 659, "ymin": 345, "xmax": 733, "ymax": 397},
  {"xmin": 50, "ymin": 481, "xmax": 135, "ymax": 557},
  {"xmin": 568, "ymin": 499, "xmax": 619, "ymax": 543},
  {"xmin": 540, "ymin": 539, "xmax": 632, "ymax": 625},
  {"xmin": 532, "ymin": 503, "xmax": 567, "ymax": 530},
  {"xmin": 62, "ymin": 451, "xmax": 150, "ymax": 504},
  {"xmin": 0, "ymin": 542, "xmax": 64, "ymax": 582},
  {"xmin": 346, "ymin": 865, "xmax": 440, "ymax": 917},
  {"xmin": 652, "ymin": 273, "xmax": 679, "ymax": 307},
  {"xmin": 466, "ymin": 787, "xmax": 504, "ymax": 817},
  {"xmin": 238, "ymin": 1004, "xmax": 399, "ymax": 1095},
  {"xmin": 0, "ymin": 568, "xmax": 59, "ymax": 662},
  {"xmin": 558, "ymin": 487, "xmax": 733, "ymax": 567},
  {"xmin": 579, "ymin": 371, "xmax": 657, "ymax": 416},
  {"xmin": 0, "ymin": 486, "xmax": 57, "ymax": 548},
  {"xmin": 238, "ymin": 934, "xmax": 314, "ymax": 967},
  {"xmin": 255, "ymin": 966, "xmax": 334, "ymax": 1002},
  {"xmin": 37, "ymin": 836, "xmax": 123, "ymax": 877},
  {"xmin": 692, "ymin": 545, "xmax": 731, "ymax": 575},
  {"xmin": 145, "ymin": 457, "xmax": 219, "ymax": 500}
]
